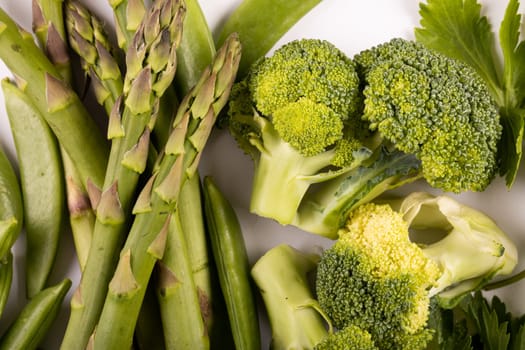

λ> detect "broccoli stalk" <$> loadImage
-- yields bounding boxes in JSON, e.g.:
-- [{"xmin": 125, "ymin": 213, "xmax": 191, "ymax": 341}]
[
  {"xmin": 250, "ymin": 244, "xmax": 330, "ymax": 350},
  {"xmin": 394, "ymin": 192, "xmax": 518, "ymax": 308}
]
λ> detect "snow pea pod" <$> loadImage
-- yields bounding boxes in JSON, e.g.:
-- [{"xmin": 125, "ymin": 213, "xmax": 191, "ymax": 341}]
[
  {"xmin": 2, "ymin": 79, "xmax": 65, "ymax": 298},
  {"xmin": 0, "ymin": 278, "xmax": 71, "ymax": 350},
  {"xmin": 0, "ymin": 145, "xmax": 23, "ymax": 259},
  {"xmin": 202, "ymin": 176, "xmax": 261, "ymax": 350},
  {"xmin": 0, "ymin": 250, "xmax": 13, "ymax": 317}
]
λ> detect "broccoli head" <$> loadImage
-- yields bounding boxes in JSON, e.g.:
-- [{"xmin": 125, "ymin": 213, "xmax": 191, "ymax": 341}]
[
  {"xmin": 355, "ymin": 38, "xmax": 501, "ymax": 192},
  {"xmin": 313, "ymin": 324, "xmax": 378, "ymax": 350},
  {"xmin": 292, "ymin": 38, "xmax": 502, "ymax": 237},
  {"xmin": 316, "ymin": 202, "xmax": 438, "ymax": 349},
  {"xmin": 227, "ymin": 38, "xmax": 368, "ymax": 225},
  {"xmin": 315, "ymin": 195, "xmax": 517, "ymax": 349}
]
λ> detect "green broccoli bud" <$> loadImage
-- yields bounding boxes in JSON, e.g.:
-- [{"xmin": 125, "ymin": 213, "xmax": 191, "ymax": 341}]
[
  {"xmin": 272, "ymin": 98, "xmax": 343, "ymax": 156},
  {"xmin": 356, "ymin": 38, "xmax": 501, "ymax": 193},
  {"xmin": 313, "ymin": 325, "xmax": 378, "ymax": 350}
]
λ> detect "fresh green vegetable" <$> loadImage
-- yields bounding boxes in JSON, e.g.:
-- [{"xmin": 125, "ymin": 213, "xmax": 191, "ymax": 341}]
[
  {"xmin": 32, "ymin": 0, "xmax": 72, "ymax": 83},
  {"xmin": 90, "ymin": 32, "xmax": 241, "ymax": 349},
  {"xmin": 314, "ymin": 324, "xmax": 378, "ymax": 350},
  {"xmin": 156, "ymin": 211, "xmax": 209, "ymax": 350},
  {"xmin": 0, "ymin": 278, "xmax": 71, "ymax": 350},
  {"xmin": 33, "ymin": 0, "xmax": 96, "ymax": 273},
  {"xmin": 135, "ymin": 281, "xmax": 166, "ymax": 350},
  {"xmin": 60, "ymin": 1, "xmax": 186, "ymax": 348},
  {"xmin": 0, "ymin": 251, "xmax": 12, "ymax": 317},
  {"xmin": 2, "ymin": 79, "xmax": 64, "ymax": 298},
  {"xmin": 0, "ymin": 7, "xmax": 108, "ymax": 189},
  {"xmin": 65, "ymin": 0, "xmax": 124, "ymax": 116},
  {"xmin": 226, "ymin": 37, "xmax": 501, "ymax": 237},
  {"xmin": 202, "ymin": 176, "xmax": 261, "ymax": 350},
  {"xmin": 0, "ymin": 145, "xmax": 23, "ymax": 260},
  {"xmin": 415, "ymin": 0, "xmax": 525, "ymax": 187},
  {"xmin": 428, "ymin": 292, "xmax": 525, "ymax": 350},
  {"xmin": 216, "ymin": 0, "xmax": 322, "ymax": 78},
  {"xmin": 315, "ymin": 194, "xmax": 517, "ymax": 349},
  {"xmin": 250, "ymin": 244, "xmax": 329, "ymax": 350}
]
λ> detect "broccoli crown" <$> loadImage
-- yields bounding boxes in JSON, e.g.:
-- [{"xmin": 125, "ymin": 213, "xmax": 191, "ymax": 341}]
[
  {"xmin": 314, "ymin": 325, "xmax": 378, "ymax": 350},
  {"xmin": 250, "ymin": 38, "xmax": 361, "ymax": 119},
  {"xmin": 316, "ymin": 203, "xmax": 439, "ymax": 349},
  {"xmin": 228, "ymin": 38, "xmax": 366, "ymax": 163},
  {"xmin": 354, "ymin": 38, "xmax": 502, "ymax": 193}
]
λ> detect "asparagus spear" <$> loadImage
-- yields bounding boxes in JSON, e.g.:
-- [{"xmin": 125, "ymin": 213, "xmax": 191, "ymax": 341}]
[
  {"xmin": 32, "ymin": 0, "xmax": 72, "ymax": 83},
  {"xmin": 65, "ymin": 0, "xmax": 124, "ymax": 116},
  {"xmin": 0, "ymin": 251, "xmax": 12, "ymax": 317},
  {"xmin": 60, "ymin": 1, "xmax": 186, "ymax": 348},
  {"xmin": 92, "ymin": 32, "xmax": 241, "ymax": 349},
  {"xmin": 0, "ymin": 7, "xmax": 108, "ymax": 189}
]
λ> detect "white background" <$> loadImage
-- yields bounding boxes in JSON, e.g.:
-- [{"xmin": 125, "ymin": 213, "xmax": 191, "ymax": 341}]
[{"xmin": 0, "ymin": 0, "xmax": 524, "ymax": 348}]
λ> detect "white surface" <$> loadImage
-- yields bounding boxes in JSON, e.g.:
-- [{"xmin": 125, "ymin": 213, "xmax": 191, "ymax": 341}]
[{"xmin": 0, "ymin": 0, "xmax": 523, "ymax": 348}]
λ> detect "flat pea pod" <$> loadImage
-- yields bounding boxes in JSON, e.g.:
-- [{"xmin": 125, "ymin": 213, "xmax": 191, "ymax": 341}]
[
  {"xmin": 0, "ymin": 145, "xmax": 23, "ymax": 258},
  {"xmin": 202, "ymin": 176, "xmax": 261, "ymax": 350},
  {"xmin": 0, "ymin": 278, "xmax": 71, "ymax": 350},
  {"xmin": 2, "ymin": 79, "xmax": 65, "ymax": 298},
  {"xmin": 0, "ymin": 250, "xmax": 13, "ymax": 317}
]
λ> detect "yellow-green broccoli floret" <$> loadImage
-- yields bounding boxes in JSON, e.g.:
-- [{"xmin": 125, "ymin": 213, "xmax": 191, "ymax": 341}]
[
  {"xmin": 249, "ymin": 38, "xmax": 361, "ymax": 119},
  {"xmin": 316, "ymin": 203, "xmax": 439, "ymax": 350},
  {"xmin": 313, "ymin": 325, "xmax": 378, "ymax": 350},
  {"xmin": 272, "ymin": 97, "xmax": 343, "ymax": 156},
  {"xmin": 355, "ymin": 38, "xmax": 502, "ymax": 192}
]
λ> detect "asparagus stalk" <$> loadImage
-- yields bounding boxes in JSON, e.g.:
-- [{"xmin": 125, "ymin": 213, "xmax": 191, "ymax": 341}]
[
  {"xmin": 32, "ymin": 0, "xmax": 72, "ymax": 83},
  {"xmin": 65, "ymin": 0, "xmax": 124, "ymax": 116},
  {"xmin": 92, "ymin": 33, "xmax": 241, "ymax": 349},
  {"xmin": 0, "ymin": 7, "xmax": 108, "ymax": 189},
  {"xmin": 60, "ymin": 1, "xmax": 186, "ymax": 348},
  {"xmin": 161, "ymin": 0, "xmax": 220, "ymax": 343}
]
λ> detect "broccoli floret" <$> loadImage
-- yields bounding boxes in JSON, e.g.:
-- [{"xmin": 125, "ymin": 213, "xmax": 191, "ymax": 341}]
[
  {"xmin": 227, "ymin": 38, "xmax": 367, "ymax": 225},
  {"xmin": 313, "ymin": 324, "xmax": 378, "ymax": 350},
  {"xmin": 356, "ymin": 38, "xmax": 501, "ymax": 192},
  {"xmin": 315, "ymin": 195, "xmax": 517, "ymax": 350},
  {"xmin": 292, "ymin": 38, "xmax": 502, "ymax": 237}
]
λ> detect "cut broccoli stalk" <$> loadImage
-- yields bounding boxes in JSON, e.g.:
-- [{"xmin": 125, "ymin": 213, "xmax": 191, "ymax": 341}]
[
  {"xmin": 294, "ymin": 148, "xmax": 422, "ymax": 238},
  {"xmin": 251, "ymin": 244, "xmax": 330, "ymax": 350},
  {"xmin": 396, "ymin": 192, "xmax": 519, "ymax": 308},
  {"xmin": 249, "ymin": 114, "xmax": 358, "ymax": 224}
]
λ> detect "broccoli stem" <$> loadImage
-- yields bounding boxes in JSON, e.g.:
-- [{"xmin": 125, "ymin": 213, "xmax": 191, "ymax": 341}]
[
  {"xmin": 251, "ymin": 244, "xmax": 330, "ymax": 350},
  {"xmin": 250, "ymin": 116, "xmax": 337, "ymax": 225},
  {"xmin": 294, "ymin": 149, "xmax": 422, "ymax": 238}
]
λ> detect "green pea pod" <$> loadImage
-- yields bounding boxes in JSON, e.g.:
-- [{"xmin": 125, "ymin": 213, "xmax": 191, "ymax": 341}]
[
  {"xmin": 0, "ymin": 278, "xmax": 71, "ymax": 350},
  {"xmin": 202, "ymin": 176, "xmax": 261, "ymax": 350},
  {"xmin": 2, "ymin": 79, "xmax": 65, "ymax": 298},
  {"xmin": 0, "ymin": 250, "xmax": 13, "ymax": 317},
  {"xmin": 0, "ymin": 145, "xmax": 23, "ymax": 259}
]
